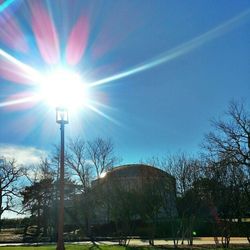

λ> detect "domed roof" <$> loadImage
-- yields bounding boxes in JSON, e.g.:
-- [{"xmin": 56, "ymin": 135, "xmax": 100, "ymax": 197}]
[{"xmin": 105, "ymin": 164, "xmax": 173, "ymax": 179}]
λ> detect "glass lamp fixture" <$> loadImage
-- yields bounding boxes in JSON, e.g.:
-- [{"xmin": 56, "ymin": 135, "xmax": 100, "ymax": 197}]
[{"xmin": 56, "ymin": 107, "xmax": 69, "ymax": 124}]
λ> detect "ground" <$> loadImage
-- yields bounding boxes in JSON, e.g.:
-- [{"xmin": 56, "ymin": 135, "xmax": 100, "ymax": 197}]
[
  {"xmin": 0, "ymin": 229, "xmax": 250, "ymax": 249},
  {"xmin": 0, "ymin": 245, "xmax": 250, "ymax": 250}
]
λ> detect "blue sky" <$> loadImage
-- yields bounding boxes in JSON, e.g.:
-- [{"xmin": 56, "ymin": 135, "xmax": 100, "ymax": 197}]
[{"xmin": 0, "ymin": 0, "xmax": 249, "ymax": 165}]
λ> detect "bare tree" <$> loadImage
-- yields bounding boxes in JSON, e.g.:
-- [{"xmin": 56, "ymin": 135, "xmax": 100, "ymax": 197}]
[
  {"xmin": 203, "ymin": 100, "xmax": 250, "ymax": 168},
  {"xmin": 23, "ymin": 158, "xmax": 56, "ymax": 184},
  {"xmin": 166, "ymin": 154, "xmax": 202, "ymax": 196},
  {"xmin": 0, "ymin": 158, "xmax": 22, "ymax": 230},
  {"xmin": 201, "ymin": 100, "xmax": 250, "ymax": 247},
  {"xmin": 64, "ymin": 137, "xmax": 120, "ymax": 235},
  {"xmin": 144, "ymin": 153, "xmax": 202, "ymax": 196},
  {"xmin": 166, "ymin": 154, "xmax": 203, "ymax": 245},
  {"xmin": 64, "ymin": 137, "xmax": 93, "ymax": 234},
  {"xmin": 66, "ymin": 137, "xmax": 91, "ymax": 192},
  {"xmin": 87, "ymin": 138, "xmax": 119, "ymax": 178}
]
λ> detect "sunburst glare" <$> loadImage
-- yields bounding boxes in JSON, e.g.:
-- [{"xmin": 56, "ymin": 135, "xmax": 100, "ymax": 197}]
[
  {"xmin": 37, "ymin": 68, "xmax": 90, "ymax": 111},
  {"xmin": 0, "ymin": 0, "xmax": 249, "ymax": 137}
]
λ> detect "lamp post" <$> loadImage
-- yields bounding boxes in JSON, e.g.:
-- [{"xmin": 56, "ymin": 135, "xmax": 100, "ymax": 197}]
[{"xmin": 56, "ymin": 107, "xmax": 68, "ymax": 250}]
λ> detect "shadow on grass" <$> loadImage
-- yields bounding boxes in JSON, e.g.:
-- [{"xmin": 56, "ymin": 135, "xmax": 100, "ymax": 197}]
[
  {"xmin": 88, "ymin": 241, "xmax": 101, "ymax": 250},
  {"xmin": 125, "ymin": 246, "xmax": 159, "ymax": 250}
]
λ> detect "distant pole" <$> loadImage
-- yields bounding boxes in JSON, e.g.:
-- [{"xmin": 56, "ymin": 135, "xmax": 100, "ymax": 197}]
[{"xmin": 56, "ymin": 108, "xmax": 68, "ymax": 250}]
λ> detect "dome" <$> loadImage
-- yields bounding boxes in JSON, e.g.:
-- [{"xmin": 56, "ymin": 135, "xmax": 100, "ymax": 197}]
[
  {"xmin": 105, "ymin": 164, "xmax": 173, "ymax": 179},
  {"xmin": 91, "ymin": 164, "xmax": 178, "ymax": 224},
  {"xmin": 92, "ymin": 164, "xmax": 175, "ymax": 188}
]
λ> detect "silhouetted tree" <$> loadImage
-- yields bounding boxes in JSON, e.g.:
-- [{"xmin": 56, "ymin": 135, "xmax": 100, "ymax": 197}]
[
  {"xmin": 201, "ymin": 101, "xmax": 250, "ymax": 247},
  {"xmin": 0, "ymin": 158, "xmax": 22, "ymax": 231},
  {"xmin": 203, "ymin": 100, "xmax": 250, "ymax": 169},
  {"xmin": 87, "ymin": 137, "xmax": 119, "ymax": 178},
  {"xmin": 22, "ymin": 179, "xmax": 54, "ymax": 236},
  {"xmin": 65, "ymin": 137, "xmax": 92, "ymax": 234},
  {"xmin": 66, "ymin": 137, "xmax": 91, "ymax": 192},
  {"xmin": 63, "ymin": 137, "xmax": 120, "ymax": 235},
  {"xmin": 21, "ymin": 158, "xmax": 56, "ymax": 239}
]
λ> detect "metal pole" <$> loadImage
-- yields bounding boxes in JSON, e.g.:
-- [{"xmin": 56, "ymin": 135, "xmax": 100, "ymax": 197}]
[{"xmin": 57, "ymin": 122, "xmax": 65, "ymax": 250}]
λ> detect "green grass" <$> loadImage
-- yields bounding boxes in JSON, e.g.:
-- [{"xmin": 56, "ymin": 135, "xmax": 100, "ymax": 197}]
[
  {"xmin": 0, "ymin": 245, "xmax": 156, "ymax": 250},
  {"xmin": 0, "ymin": 245, "xmax": 250, "ymax": 250},
  {"xmin": 0, "ymin": 246, "xmax": 149, "ymax": 250}
]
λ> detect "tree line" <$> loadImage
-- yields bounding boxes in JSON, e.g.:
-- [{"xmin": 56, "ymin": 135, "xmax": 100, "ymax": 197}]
[{"xmin": 0, "ymin": 100, "xmax": 249, "ymax": 247}]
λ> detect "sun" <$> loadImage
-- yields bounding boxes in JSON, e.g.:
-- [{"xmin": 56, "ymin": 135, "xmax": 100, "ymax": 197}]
[{"xmin": 37, "ymin": 68, "xmax": 90, "ymax": 111}]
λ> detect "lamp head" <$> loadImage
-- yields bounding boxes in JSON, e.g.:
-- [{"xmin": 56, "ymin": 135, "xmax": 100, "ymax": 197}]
[{"xmin": 56, "ymin": 107, "xmax": 69, "ymax": 124}]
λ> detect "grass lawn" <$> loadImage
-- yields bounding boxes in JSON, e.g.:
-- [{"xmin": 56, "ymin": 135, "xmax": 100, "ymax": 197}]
[
  {"xmin": 0, "ymin": 246, "xmax": 145, "ymax": 250},
  {"xmin": 0, "ymin": 245, "xmax": 152, "ymax": 250},
  {"xmin": 0, "ymin": 245, "xmax": 250, "ymax": 250}
]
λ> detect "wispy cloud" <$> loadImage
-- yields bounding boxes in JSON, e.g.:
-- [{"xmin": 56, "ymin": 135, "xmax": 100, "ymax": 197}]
[
  {"xmin": 0, "ymin": 144, "xmax": 47, "ymax": 165},
  {"xmin": 0, "ymin": 144, "xmax": 48, "ymax": 218}
]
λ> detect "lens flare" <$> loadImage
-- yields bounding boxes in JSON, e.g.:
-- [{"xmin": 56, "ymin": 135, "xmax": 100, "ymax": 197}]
[
  {"xmin": 0, "ymin": 16, "xmax": 28, "ymax": 53},
  {"xmin": 86, "ymin": 103, "xmax": 121, "ymax": 126},
  {"xmin": 0, "ymin": 92, "xmax": 39, "ymax": 110},
  {"xmin": 90, "ymin": 9, "xmax": 250, "ymax": 87},
  {"xmin": 66, "ymin": 15, "xmax": 89, "ymax": 65},
  {"xmin": 0, "ymin": 0, "xmax": 16, "ymax": 12},
  {"xmin": 0, "ymin": 1, "xmax": 249, "ymax": 131},
  {"xmin": 0, "ymin": 49, "xmax": 40, "ymax": 84},
  {"xmin": 0, "ymin": 96, "xmax": 39, "ymax": 110},
  {"xmin": 37, "ymin": 68, "xmax": 90, "ymax": 111},
  {"xmin": 30, "ymin": 1, "xmax": 60, "ymax": 65}
]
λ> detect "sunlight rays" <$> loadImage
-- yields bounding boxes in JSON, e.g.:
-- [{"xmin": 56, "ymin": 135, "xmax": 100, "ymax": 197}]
[
  {"xmin": 0, "ymin": 0, "xmax": 16, "ymax": 12},
  {"xmin": 0, "ymin": 49, "xmax": 41, "ymax": 109},
  {"xmin": 86, "ymin": 103, "xmax": 122, "ymax": 126},
  {"xmin": 30, "ymin": 1, "xmax": 60, "ymax": 65},
  {"xmin": 0, "ymin": 3, "xmax": 249, "ymax": 131},
  {"xmin": 0, "ymin": 49, "xmax": 105, "ymax": 122},
  {"xmin": 0, "ymin": 95, "xmax": 39, "ymax": 108},
  {"xmin": 0, "ymin": 49, "xmax": 40, "ymax": 83},
  {"xmin": 89, "ymin": 9, "xmax": 250, "ymax": 87},
  {"xmin": 38, "ymin": 68, "xmax": 90, "ymax": 111},
  {"xmin": 0, "ymin": 16, "xmax": 28, "ymax": 53},
  {"xmin": 66, "ymin": 15, "xmax": 89, "ymax": 65}
]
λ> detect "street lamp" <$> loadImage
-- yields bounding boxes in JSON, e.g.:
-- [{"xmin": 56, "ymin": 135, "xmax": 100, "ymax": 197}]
[
  {"xmin": 56, "ymin": 107, "xmax": 68, "ymax": 250},
  {"xmin": 36, "ymin": 68, "xmax": 90, "ymax": 249}
]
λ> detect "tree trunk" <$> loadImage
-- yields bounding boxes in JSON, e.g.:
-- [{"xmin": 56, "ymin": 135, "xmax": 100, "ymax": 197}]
[
  {"xmin": 0, "ymin": 214, "xmax": 2, "ymax": 232},
  {"xmin": 247, "ymin": 236, "xmax": 250, "ymax": 243},
  {"xmin": 0, "ymin": 181, "xmax": 2, "ymax": 232}
]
